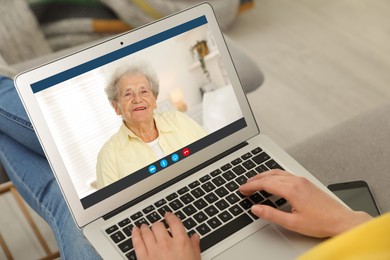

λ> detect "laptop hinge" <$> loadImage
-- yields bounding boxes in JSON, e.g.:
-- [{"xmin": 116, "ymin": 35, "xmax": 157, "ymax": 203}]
[{"xmin": 103, "ymin": 141, "xmax": 249, "ymax": 220}]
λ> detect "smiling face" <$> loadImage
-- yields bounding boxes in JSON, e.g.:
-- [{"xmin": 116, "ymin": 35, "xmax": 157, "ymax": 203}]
[{"xmin": 113, "ymin": 73, "xmax": 157, "ymax": 128}]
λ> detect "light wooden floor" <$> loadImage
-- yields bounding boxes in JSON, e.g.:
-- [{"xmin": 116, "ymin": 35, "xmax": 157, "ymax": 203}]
[
  {"xmin": 227, "ymin": 0, "xmax": 390, "ymax": 148},
  {"xmin": 1, "ymin": 0, "xmax": 390, "ymax": 258}
]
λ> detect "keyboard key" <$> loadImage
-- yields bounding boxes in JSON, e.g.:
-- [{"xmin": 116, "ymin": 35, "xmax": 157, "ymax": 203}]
[
  {"xmin": 154, "ymin": 199, "xmax": 166, "ymax": 208},
  {"xmin": 221, "ymin": 163, "xmax": 232, "ymax": 171},
  {"xmin": 118, "ymin": 238, "xmax": 133, "ymax": 253},
  {"xmin": 260, "ymin": 190, "xmax": 272, "ymax": 198},
  {"xmin": 174, "ymin": 210, "xmax": 186, "ymax": 220},
  {"xmin": 215, "ymin": 186, "xmax": 229, "ymax": 197},
  {"xmin": 200, "ymin": 213, "xmax": 253, "ymax": 252},
  {"xmin": 118, "ymin": 218, "xmax": 131, "ymax": 227},
  {"xmin": 142, "ymin": 205, "xmax": 155, "ymax": 214},
  {"xmin": 130, "ymin": 211, "xmax": 143, "ymax": 221},
  {"xmin": 166, "ymin": 192, "xmax": 178, "ymax": 201},
  {"xmin": 110, "ymin": 230, "xmax": 126, "ymax": 243},
  {"xmin": 201, "ymin": 181, "xmax": 216, "ymax": 192},
  {"xmin": 245, "ymin": 170, "xmax": 257, "ymax": 178},
  {"xmin": 123, "ymin": 224, "xmax": 134, "ymax": 237},
  {"xmin": 193, "ymin": 198, "xmax": 208, "ymax": 210},
  {"xmin": 242, "ymin": 160, "xmax": 256, "ymax": 170},
  {"xmin": 231, "ymin": 158, "xmax": 242, "ymax": 165},
  {"xmin": 193, "ymin": 212, "xmax": 208, "ymax": 223},
  {"xmin": 180, "ymin": 193, "xmax": 195, "ymax": 204},
  {"xmin": 196, "ymin": 223, "xmax": 211, "ymax": 236},
  {"xmin": 146, "ymin": 212, "xmax": 161, "ymax": 223},
  {"xmin": 226, "ymin": 193, "xmax": 240, "ymax": 205},
  {"xmin": 236, "ymin": 190, "xmax": 246, "ymax": 198},
  {"xmin": 134, "ymin": 218, "xmax": 149, "ymax": 228},
  {"xmin": 207, "ymin": 217, "xmax": 222, "ymax": 229},
  {"xmin": 222, "ymin": 170, "xmax": 236, "ymax": 181},
  {"xmin": 252, "ymin": 152, "xmax": 271, "ymax": 165},
  {"xmin": 105, "ymin": 225, "xmax": 118, "ymax": 235},
  {"xmin": 261, "ymin": 199, "xmax": 276, "ymax": 208},
  {"xmin": 250, "ymin": 193, "xmax": 264, "ymax": 204},
  {"xmin": 265, "ymin": 159, "xmax": 284, "ymax": 170},
  {"xmin": 275, "ymin": 198, "xmax": 287, "ymax": 206},
  {"xmin": 232, "ymin": 165, "xmax": 246, "ymax": 175},
  {"xmin": 157, "ymin": 205, "xmax": 173, "ymax": 217},
  {"xmin": 235, "ymin": 175, "xmax": 248, "ymax": 185},
  {"xmin": 199, "ymin": 174, "xmax": 211, "ymax": 183},
  {"xmin": 189, "ymin": 180, "xmax": 200, "ymax": 189},
  {"xmin": 177, "ymin": 186, "xmax": 189, "ymax": 195},
  {"xmin": 183, "ymin": 217, "xmax": 197, "ymax": 229},
  {"xmin": 204, "ymin": 192, "xmax": 218, "ymax": 204},
  {"xmin": 215, "ymin": 199, "xmax": 229, "ymax": 211},
  {"xmin": 183, "ymin": 204, "xmax": 197, "ymax": 216},
  {"xmin": 212, "ymin": 176, "xmax": 226, "ymax": 187},
  {"xmin": 218, "ymin": 210, "xmax": 233, "ymax": 223},
  {"xmin": 169, "ymin": 199, "xmax": 184, "ymax": 210},
  {"xmin": 225, "ymin": 181, "xmax": 239, "ymax": 192},
  {"xmin": 241, "ymin": 152, "xmax": 252, "ymax": 160},
  {"xmin": 239, "ymin": 199, "xmax": 253, "ymax": 210},
  {"xmin": 191, "ymin": 187, "xmax": 205, "ymax": 198},
  {"xmin": 126, "ymin": 250, "xmax": 137, "ymax": 260},
  {"xmin": 255, "ymin": 164, "xmax": 269, "ymax": 173},
  {"xmin": 204, "ymin": 205, "xmax": 218, "ymax": 217},
  {"xmin": 229, "ymin": 205, "xmax": 243, "ymax": 216},
  {"xmin": 210, "ymin": 169, "xmax": 222, "ymax": 177},
  {"xmin": 251, "ymin": 147, "xmax": 262, "ymax": 155}
]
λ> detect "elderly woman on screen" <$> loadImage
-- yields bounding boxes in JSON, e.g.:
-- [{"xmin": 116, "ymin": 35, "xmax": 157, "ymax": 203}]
[{"xmin": 96, "ymin": 62, "xmax": 206, "ymax": 188}]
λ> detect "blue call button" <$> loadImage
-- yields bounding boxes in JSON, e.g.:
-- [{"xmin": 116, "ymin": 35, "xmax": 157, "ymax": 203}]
[
  {"xmin": 171, "ymin": 153, "xmax": 179, "ymax": 162},
  {"xmin": 160, "ymin": 159, "xmax": 168, "ymax": 168},
  {"xmin": 148, "ymin": 165, "xmax": 157, "ymax": 174}
]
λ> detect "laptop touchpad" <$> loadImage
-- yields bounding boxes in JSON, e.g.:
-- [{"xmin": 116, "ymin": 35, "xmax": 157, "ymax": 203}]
[{"xmin": 212, "ymin": 225, "xmax": 301, "ymax": 260}]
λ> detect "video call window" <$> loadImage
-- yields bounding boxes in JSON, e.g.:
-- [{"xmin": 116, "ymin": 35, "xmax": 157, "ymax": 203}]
[{"xmin": 33, "ymin": 21, "xmax": 243, "ymax": 204}]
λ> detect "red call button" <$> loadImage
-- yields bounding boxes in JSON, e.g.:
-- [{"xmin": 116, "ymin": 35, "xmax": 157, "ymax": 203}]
[{"xmin": 182, "ymin": 148, "xmax": 190, "ymax": 157}]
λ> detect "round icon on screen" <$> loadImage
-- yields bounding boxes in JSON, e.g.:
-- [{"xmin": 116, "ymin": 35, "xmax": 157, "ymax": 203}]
[
  {"xmin": 171, "ymin": 153, "xmax": 179, "ymax": 162},
  {"xmin": 148, "ymin": 165, "xmax": 157, "ymax": 174},
  {"xmin": 160, "ymin": 159, "xmax": 168, "ymax": 168},
  {"xmin": 182, "ymin": 148, "xmax": 190, "ymax": 157}
]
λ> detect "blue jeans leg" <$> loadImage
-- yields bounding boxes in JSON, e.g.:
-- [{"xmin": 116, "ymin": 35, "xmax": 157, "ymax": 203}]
[
  {"xmin": 0, "ymin": 76, "xmax": 43, "ymax": 155},
  {"xmin": 0, "ymin": 134, "xmax": 100, "ymax": 259}
]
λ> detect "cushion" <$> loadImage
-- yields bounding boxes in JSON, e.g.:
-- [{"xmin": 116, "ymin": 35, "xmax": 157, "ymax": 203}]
[{"xmin": 287, "ymin": 104, "xmax": 390, "ymax": 213}]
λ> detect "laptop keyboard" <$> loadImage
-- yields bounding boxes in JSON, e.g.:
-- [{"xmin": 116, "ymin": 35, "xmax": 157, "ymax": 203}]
[{"xmin": 105, "ymin": 147, "xmax": 287, "ymax": 259}]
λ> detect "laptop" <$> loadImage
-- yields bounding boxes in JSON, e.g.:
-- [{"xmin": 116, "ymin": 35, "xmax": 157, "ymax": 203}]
[{"xmin": 15, "ymin": 3, "xmax": 335, "ymax": 259}]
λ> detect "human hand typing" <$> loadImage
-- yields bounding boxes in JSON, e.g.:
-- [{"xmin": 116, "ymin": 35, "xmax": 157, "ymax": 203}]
[
  {"xmin": 239, "ymin": 170, "xmax": 372, "ymax": 238},
  {"xmin": 132, "ymin": 212, "xmax": 201, "ymax": 260}
]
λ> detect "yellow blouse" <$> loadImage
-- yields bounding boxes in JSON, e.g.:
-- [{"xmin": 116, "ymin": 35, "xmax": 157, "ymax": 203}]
[
  {"xmin": 96, "ymin": 111, "xmax": 206, "ymax": 188},
  {"xmin": 299, "ymin": 212, "xmax": 390, "ymax": 260}
]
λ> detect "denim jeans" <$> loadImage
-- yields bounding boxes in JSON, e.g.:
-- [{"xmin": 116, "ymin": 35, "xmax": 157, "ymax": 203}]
[{"xmin": 0, "ymin": 76, "xmax": 100, "ymax": 259}]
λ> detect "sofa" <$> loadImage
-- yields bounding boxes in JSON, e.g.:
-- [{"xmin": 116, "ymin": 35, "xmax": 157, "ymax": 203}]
[{"xmin": 287, "ymin": 103, "xmax": 390, "ymax": 213}]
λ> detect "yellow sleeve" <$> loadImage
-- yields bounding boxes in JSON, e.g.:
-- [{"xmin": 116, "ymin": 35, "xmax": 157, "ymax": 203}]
[{"xmin": 299, "ymin": 212, "xmax": 390, "ymax": 260}]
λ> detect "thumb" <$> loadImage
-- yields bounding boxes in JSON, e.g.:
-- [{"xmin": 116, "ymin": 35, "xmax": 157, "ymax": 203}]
[
  {"xmin": 190, "ymin": 233, "xmax": 201, "ymax": 254},
  {"xmin": 251, "ymin": 205, "xmax": 293, "ymax": 229}
]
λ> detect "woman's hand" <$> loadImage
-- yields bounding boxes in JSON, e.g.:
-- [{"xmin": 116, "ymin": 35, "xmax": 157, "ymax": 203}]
[
  {"xmin": 132, "ymin": 212, "xmax": 201, "ymax": 260},
  {"xmin": 239, "ymin": 170, "xmax": 372, "ymax": 238}
]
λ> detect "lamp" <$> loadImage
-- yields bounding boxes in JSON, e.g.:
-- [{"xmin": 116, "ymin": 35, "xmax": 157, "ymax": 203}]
[{"xmin": 170, "ymin": 87, "xmax": 187, "ymax": 112}]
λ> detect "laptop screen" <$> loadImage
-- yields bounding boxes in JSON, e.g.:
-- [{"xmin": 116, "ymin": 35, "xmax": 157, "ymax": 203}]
[{"xmin": 30, "ymin": 15, "xmax": 247, "ymax": 209}]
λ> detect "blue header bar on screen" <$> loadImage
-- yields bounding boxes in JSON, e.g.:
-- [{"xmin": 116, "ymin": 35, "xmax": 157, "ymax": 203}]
[{"xmin": 31, "ymin": 15, "xmax": 208, "ymax": 93}]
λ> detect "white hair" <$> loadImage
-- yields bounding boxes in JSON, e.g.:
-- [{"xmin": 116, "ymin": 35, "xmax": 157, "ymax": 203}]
[{"xmin": 105, "ymin": 60, "xmax": 159, "ymax": 104}]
